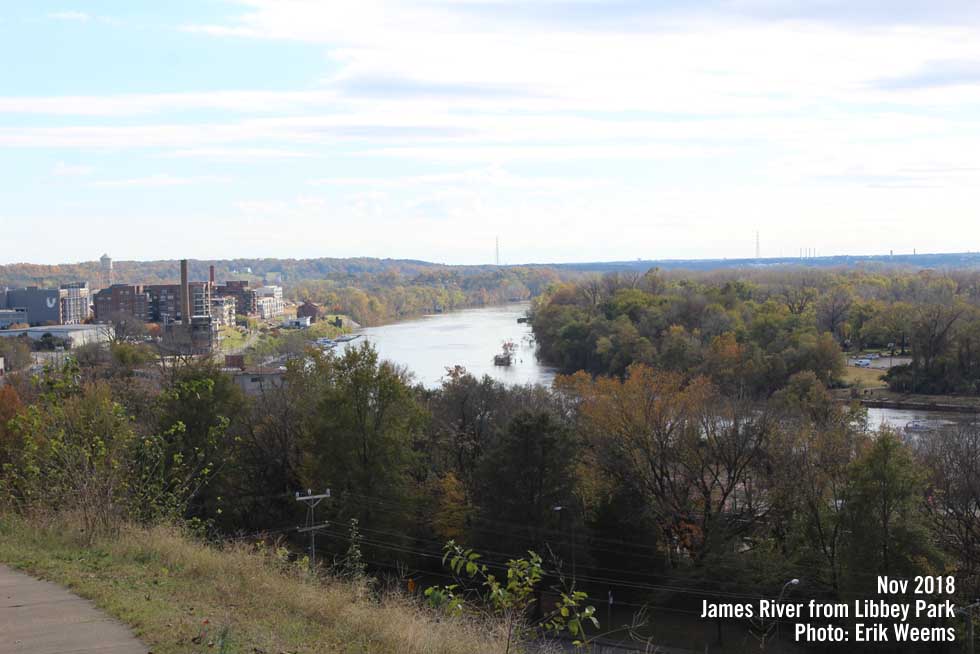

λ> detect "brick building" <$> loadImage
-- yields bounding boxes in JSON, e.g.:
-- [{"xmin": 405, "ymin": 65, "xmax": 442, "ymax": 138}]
[
  {"xmin": 93, "ymin": 284, "xmax": 151, "ymax": 322},
  {"xmin": 145, "ymin": 282, "xmax": 212, "ymax": 323},
  {"xmin": 296, "ymin": 301, "xmax": 322, "ymax": 323},
  {"xmin": 214, "ymin": 281, "xmax": 258, "ymax": 316}
]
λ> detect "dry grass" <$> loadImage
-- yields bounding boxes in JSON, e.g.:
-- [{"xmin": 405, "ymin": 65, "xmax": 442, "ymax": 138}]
[
  {"xmin": 0, "ymin": 514, "xmax": 505, "ymax": 654},
  {"xmin": 842, "ymin": 365, "xmax": 887, "ymax": 389}
]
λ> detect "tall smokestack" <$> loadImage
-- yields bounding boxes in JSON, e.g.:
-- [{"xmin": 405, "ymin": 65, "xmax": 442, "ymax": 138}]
[
  {"xmin": 209, "ymin": 265, "xmax": 215, "ymax": 285},
  {"xmin": 180, "ymin": 259, "xmax": 191, "ymax": 322}
]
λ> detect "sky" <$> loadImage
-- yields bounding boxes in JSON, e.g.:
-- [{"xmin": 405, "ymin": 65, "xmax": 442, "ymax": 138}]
[{"xmin": 2, "ymin": 1, "xmax": 980, "ymax": 266}]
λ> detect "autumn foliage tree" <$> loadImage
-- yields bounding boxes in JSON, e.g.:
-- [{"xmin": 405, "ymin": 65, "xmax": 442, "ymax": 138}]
[{"xmin": 558, "ymin": 365, "xmax": 771, "ymax": 568}]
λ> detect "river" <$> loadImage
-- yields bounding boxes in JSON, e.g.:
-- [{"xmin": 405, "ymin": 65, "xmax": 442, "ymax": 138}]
[
  {"xmin": 356, "ymin": 304, "xmax": 978, "ymax": 434},
  {"xmin": 357, "ymin": 302, "xmax": 556, "ymax": 388},
  {"xmin": 866, "ymin": 407, "xmax": 979, "ymax": 433}
]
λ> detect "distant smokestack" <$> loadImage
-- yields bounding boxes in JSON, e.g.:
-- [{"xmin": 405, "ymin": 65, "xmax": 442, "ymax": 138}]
[
  {"xmin": 209, "ymin": 265, "xmax": 215, "ymax": 284},
  {"xmin": 180, "ymin": 259, "xmax": 191, "ymax": 322}
]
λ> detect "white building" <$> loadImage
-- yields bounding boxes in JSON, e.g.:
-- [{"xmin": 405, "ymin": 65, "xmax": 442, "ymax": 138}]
[
  {"xmin": 255, "ymin": 285, "xmax": 284, "ymax": 319},
  {"xmin": 282, "ymin": 316, "xmax": 311, "ymax": 329},
  {"xmin": 210, "ymin": 296, "xmax": 236, "ymax": 327},
  {"xmin": 0, "ymin": 324, "xmax": 113, "ymax": 348}
]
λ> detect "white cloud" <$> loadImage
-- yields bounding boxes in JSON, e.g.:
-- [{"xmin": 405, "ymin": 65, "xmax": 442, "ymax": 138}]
[
  {"xmin": 0, "ymin": 91, "xmax": 339, "ymax": 116},
  {"xmin": 164, "ymin": 147, "xmax": 315, "ymax": 161},
  {"xmin": 47, "ymin": 11, "xmax": 90, "ymax": 22},
  {"xmin": 52, "ymin": 161, "xmax": 94, "ymax": 176},
  {"xmin": 311, "ymin": 167, "xmax": 614, "ymax": 194},
  {"xmin": 90, "ymin": 174, "xmax": 232, "ymax": 188}
]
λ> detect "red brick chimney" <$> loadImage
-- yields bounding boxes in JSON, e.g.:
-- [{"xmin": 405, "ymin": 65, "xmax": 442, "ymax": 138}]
[{"xmin": 180, "ymin": 259, "xmax": 191, "ymax": 322}]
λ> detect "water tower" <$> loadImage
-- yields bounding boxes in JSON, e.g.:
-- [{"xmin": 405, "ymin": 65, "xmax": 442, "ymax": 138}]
[{"xmin": 99, "ymin": 253, "xmax": 113, "ymax": 288}]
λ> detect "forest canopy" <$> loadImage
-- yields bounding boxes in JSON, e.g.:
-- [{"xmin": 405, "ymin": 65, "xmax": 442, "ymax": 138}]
[{"xmin": 531, "ymin": 267, "xmax": 980, "ymax": 396}]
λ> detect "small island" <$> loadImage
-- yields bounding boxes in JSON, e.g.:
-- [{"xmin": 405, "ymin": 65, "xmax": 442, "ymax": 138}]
[{"xmin": 493, "ymin": 339, "xmax": 517, "ymax": 366}]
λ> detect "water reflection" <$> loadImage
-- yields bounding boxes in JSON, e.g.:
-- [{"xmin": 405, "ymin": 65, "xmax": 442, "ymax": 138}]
[
  {"xmin": 866, "ymin": 407, "xmax": 980, "ymax": 434},
  {"xmin": 356, "ymin": 302, "xmax": 556, "ymax": 389}
]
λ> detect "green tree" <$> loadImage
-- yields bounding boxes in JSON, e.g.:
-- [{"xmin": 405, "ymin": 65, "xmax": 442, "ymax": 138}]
[
  {"xmin": 305, "ymin": 343, "xmax": 424, "ymax": 543},
  {"xmin": 157, "ymin": 360, "xmax": 245, "ymax": 524},
  {"xmin": 843, "ymin": 431, "xmax": 938, "ymax": 584},
  {"xmin": 472, "ymin": 410, "xmax": 579, "ymax": 558}
]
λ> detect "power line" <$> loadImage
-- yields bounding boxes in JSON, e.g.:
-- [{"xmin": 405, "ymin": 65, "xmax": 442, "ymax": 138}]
[
  {"xmin": 218, "ymin": 483, "xmax": 918, "ymax": 587},
  {"xmin": 329, "ymin": 488, "xmax": 920, "ymax": 586},
  {"xmin": 295, "ymin": 488, "xmax": 331, "ymax": 570}
]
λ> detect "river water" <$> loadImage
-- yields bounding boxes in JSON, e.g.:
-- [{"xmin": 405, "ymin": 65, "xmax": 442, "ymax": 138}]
[
  {"xmin": 356, "ymin": 303, "xmax": 978, "ymax": 434},
  {"xmin": 357, "ymin": 302, "xmax": 556, "ymax": 388},
  {"xmin": 866, "ymin": 407, "xmax": 978, "ymax": 433}
]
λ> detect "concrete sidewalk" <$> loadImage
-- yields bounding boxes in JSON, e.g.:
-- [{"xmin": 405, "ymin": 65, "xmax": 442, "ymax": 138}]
[{"xmin": 0, "ymin": 565, "xmax": 146, "ymax": 654}]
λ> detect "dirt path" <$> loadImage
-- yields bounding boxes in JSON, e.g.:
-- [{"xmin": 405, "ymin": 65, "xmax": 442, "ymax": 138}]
[{"xmin": 0, "ymin": 565, "xmax": 146, "ymax": 654}]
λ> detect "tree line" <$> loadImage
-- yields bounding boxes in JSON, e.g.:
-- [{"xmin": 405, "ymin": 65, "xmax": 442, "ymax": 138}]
[
  {"xmin": 287, "ymin": 266, "xmax": 561, "ymax": 325},
  {"xmin": 532, "ymin": 267, "xmax": 980, "ymax": 396}
]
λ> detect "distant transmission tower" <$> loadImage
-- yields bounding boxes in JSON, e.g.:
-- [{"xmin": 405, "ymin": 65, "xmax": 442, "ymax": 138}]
[
  {"xmin": 495, "ymin": 236, "xmax": 500, "ymax": 266},
  {"xmin": 755, "ymin": 231, "xmax": 760, "ymax": 259}
]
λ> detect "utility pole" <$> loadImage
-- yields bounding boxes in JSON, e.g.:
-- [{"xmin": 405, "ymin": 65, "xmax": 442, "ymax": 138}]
[{"xmin": 296, "ymin": 489, "xmax": 331, "ymax": 571}]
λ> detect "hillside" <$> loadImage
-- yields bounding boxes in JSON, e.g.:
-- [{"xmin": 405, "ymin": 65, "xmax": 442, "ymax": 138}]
[
  {"xmin": 0, "ymin": 515, "xmax": 503, "ymax": 654},
  {"xmin": 4, "ymin": 251, "xmax": 980, "ymax": 289}
]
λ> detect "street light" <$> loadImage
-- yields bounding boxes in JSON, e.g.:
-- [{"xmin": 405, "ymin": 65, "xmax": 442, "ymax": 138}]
[
  {"xmin": 955, "ymin": 600, "xmax": 980, "ymax": 654},
  {"xmin": 774, "ymin": 579, "xmax": 800, "ymax": 646}
]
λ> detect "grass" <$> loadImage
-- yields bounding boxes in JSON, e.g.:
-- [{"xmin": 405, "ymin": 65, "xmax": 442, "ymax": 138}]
[
  {"xmin": 0, "ymin": 514, "xmax": 504, "ymax": 654},
  {"xmin": 219, "ymin": 327, "xmax": 246, "ymax": 352},
  {"xmin": 842, "ymin": 365, "xmax": 887, "ymax": 389},
  {"xmin": 306, "ymin": 317, "xmax": 349, "ymax": 339}
]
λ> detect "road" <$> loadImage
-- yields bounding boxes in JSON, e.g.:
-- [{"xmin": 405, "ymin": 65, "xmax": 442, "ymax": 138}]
[{"xmin": 0, "ymin": 565, "xmax": 146, "ymax": 654}]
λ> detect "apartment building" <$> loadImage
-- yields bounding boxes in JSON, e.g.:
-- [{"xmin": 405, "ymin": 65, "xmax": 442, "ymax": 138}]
[
  {"xmin": 93, "ymin": 284, "xmax": 151, "ymax": 322},
  {"xmin": 210, "ymin": 296, "xmax": 236, "ymax": 327},
  {"xmin": 145, "ymin": 282, "xmax": 212, "ymax": 323},
  {"xmin": 214, "ymin": 280, "xmax": 258, "ymax": 316},
  {"xmin": 255, "ymin": 285, "xmax": 284, "ymax": 319},
  {"xmin": 59, "ymin": 282, "xmax": 92, "ymax": 324}
]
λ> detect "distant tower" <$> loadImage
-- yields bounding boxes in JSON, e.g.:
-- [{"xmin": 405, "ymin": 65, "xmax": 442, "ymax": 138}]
[
  {"xmin": 755, "ymin": 231, "xmax": 760, "ymax": 259},
  {"xmin": 99, "ymin": 253, "xmax": 113, "ymax": 288},
  {"xmin": 495, "ymin": 236, "xmax": 500, "ymax": 266}
]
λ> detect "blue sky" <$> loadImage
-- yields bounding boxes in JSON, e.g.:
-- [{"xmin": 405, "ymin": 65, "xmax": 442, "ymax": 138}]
[{"xmin": 3, "ymin": 1, "xmax": 980, "ymax": 265}]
